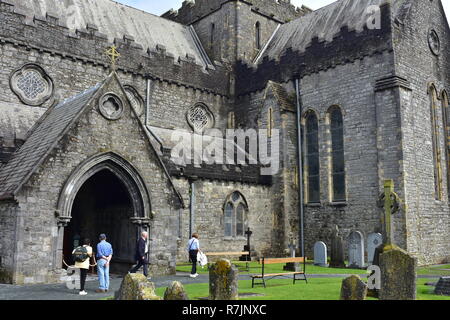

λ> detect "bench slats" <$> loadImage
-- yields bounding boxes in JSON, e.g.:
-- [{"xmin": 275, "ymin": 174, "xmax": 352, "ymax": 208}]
[
  {"xmin": 252, "ymin": 272, "xmax": 304, "ymax": 278},
  {"xmin": 206, "ymin": 252, "xmax": 249, "ymax": 256},
  {"xmin": 259, "ymin": 257, "xmax": 306, "ymax": 264}
]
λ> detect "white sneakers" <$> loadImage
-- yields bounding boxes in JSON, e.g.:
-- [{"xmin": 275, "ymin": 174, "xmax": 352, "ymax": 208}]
[
  {"xmin": 79, "ymin": 291, "xmax": 88, "ymax": 296},
  {"xmin": 189, "ymin": 273, "xmax": 199, "ymax": 278}
]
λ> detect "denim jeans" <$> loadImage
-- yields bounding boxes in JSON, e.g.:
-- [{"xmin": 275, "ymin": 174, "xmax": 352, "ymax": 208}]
[{"xmin": 97, "ymin": 259, "xmax": 110, "ymax": 290}]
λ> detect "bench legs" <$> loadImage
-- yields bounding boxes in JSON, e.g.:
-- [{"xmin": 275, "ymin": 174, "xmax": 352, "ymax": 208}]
[
  {"xmin": 293, "ymin": 273, "xmax": 308, "ymax": 284},
  {"xmin": 252, "ymin": 277, "xmax": 266, "ymax": 288}
]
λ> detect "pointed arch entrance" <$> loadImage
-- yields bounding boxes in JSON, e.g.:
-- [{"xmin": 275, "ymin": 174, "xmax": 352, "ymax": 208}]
[{"xmin": 54, "ymin": 152, "xmax": 152, "ymax": 273}]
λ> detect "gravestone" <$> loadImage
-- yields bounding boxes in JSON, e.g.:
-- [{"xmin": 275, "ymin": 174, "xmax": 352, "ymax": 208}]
[
  {"xmin": 379, "ymin": 247, "xmax": 417, "ymax": 300},
  {"xmin": 340, "ymin": 275, "xmax": 368, "ymax": 300},
  {"xmin": 434, "ymin": 277, "xmax": 450, "ymax": 296},
  {"xmin": 313, "ymin": 241, "xmax": 328, "ymax": 267},
  {"xmin": 330, "ymin": 226, "xmax": 346, "ymax": 268},
  {"xmin": 115, "ymin": 273, "xmax": 161, "ymax": 300},
  {"xmin": 164, "ymin": 281, "xmax": 189, "ymax": 300},
  {"xmin": 348, "ymin": 231, "xmax": 365, "ymax": 268},
  {"xmin": 209, "ymin": 259, "xmax": 239, "ymax": 300},
  {"xmin": 367, "ymin": 233, "xmax": 383, "ymax": 265}
]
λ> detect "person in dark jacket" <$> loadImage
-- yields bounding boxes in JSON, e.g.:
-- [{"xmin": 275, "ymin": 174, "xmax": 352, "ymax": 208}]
[{"xmin": 129, "ymin": 231, "xmax": 149, "ymax": 278}]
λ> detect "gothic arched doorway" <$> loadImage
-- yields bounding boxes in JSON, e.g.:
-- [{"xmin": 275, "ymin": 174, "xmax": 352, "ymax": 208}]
[{"xmin": 55, "ymin": 153, "xmax": 152, "ymax": 274}]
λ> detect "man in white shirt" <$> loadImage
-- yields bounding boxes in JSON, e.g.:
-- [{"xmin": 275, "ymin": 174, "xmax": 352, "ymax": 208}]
[{"xmin": 187, "ymin": 233, "xmax": 200, "ymax": 278}]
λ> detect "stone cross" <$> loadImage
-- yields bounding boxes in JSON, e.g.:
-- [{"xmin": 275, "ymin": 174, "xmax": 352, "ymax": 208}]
[
  {"xmin": 380, "ymin": 180, "xmax": 401, "ymax": 246},
  {"xmin": 105, "ymin": 45, "xmax": 121, "ymax": 70},
  {"xmin": 288, "ymin": 239, "xmax": 296, "ymax": 258}
]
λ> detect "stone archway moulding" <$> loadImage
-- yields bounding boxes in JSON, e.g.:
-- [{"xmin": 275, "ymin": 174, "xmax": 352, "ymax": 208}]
[{"xmin": 55, "ymin": 152, "xmax": 152, "ymax": 225}]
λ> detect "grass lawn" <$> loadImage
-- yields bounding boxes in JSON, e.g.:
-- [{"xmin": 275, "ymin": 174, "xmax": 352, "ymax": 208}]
[
  {"xmin": 177, "ymin": 261, "xmax": 450, "ymax": 277},
  {"xmin": 176, "ymin": 261, "xmax": 368, "ymax": 275},
  {"xmin": 154, "ymin": 277, "xmax": 450, "ymax": 301}
]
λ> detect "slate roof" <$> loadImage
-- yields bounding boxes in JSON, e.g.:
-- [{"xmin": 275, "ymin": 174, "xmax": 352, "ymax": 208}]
[
  {"xmin": 265, "ymin": 81, "xmax": 295, "ymax": 112},
  {"xmin": 147, "ymin": 126, "xmax": 271, "ymax": 185},
  {"xmin": 0, "ymin": 82, "xmax": 102, "ymax": 199},
  {"xmin": 258, "ymin": 0, "xmax": 411, "ymax": 62},
  {"xmin": 9, "ymin": 0, "xmax": 212, "ymax": 67}
]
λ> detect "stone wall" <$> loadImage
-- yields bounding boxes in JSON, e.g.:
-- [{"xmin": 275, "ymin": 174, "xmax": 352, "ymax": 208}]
[
  {"xmin": 6, "ymin": 77, "xmax": 182, "ymax": 284},
  {"xmin": 163, "ymin": 0, "xmax": 306, "ymax": 25},
  {"xmin": 392, "ymin": 0, "xmax": 450, "ymax": 265},
  {"xmin": 0, "ymin": 201, "xmax": 17, "ymax": 283},
  {"xmin": 174, "ymin": 178, "xmax": 276, "ymax": 262}
]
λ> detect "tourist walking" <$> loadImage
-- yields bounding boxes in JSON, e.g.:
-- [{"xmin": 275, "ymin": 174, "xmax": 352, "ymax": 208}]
[
  {"xmin": 187, "ymin": 233, "xmax": 201, "ymax": 278},
  {"xmin": 72, "ymin": 238, "xmax": 93, "ymax": 296},
  {"xmin": 129, "ymin": 231, "xmax": 150, "ymax": 278},
  {"xmin": 96, "ymin": 233, "xmax": 113, "ymax": 293}
]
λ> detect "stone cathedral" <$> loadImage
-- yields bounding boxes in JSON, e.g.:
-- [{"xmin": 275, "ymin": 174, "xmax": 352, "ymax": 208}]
[{"xmin": 0, "ymin": 0, "xmax": 448, "ymax": 284}]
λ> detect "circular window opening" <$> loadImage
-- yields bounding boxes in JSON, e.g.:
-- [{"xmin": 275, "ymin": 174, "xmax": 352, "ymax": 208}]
[
  {"xmin": 99, "ymin": 93, "xmax": 124, "ymax": 120},
  {"xmin": 428, "ymin": 29, "xmax": 441, "ymax": 56}
]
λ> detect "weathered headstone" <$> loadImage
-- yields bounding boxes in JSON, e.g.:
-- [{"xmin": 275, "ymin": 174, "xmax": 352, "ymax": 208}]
[
  {"xmin": 434, "ymin": 277, "xmax": 450, "ymax": 296},
  {"xmin": 348, "ymin": 231, "xmax": 365, "ymax": 268},
  {"xmin": 313, "ymin": 241, "xmax": 328, "ymax": 267},
  {"xmin": 379, "ymin": 246, "xmax": 417, "ymax": 300},
  {"xmin": 209, "ymin": 259, "xmax": 239, "ymax": 300},
  {"xmin": 164, "ymin": 281, "xmax": 189, "ymax": 300},
  {"xmin": 115, "ymin": 273, "xmax": 161, "ymax": 300},
  {"xmin": 340, "ymin": 275, "xmax": 368, "ymax": 300},
  {"xmin": 330, "ymin": 226, "xmax": 346, "ymax": 268},
  {"xmin": 367, "ymin": 233, "xmax": 383, "ymax": 265}
]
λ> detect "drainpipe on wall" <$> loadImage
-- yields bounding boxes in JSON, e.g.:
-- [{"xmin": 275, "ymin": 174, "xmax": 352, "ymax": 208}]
[
  {"xmin": 189, "ymin": 177, "xmax": 197, "ymax": 238},
  {"xmin": 295, "ymin": 78, "xmax": 305, "ymax": 258}
]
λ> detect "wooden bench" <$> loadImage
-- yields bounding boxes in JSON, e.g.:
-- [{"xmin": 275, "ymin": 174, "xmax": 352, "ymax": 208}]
[
  {"xmin": 251, "ymin": 257, "xmax": 307, "ymax": 288},
  {"xmin": 205, "ymin": 251, "xmax": 251, "ymax": 271}
]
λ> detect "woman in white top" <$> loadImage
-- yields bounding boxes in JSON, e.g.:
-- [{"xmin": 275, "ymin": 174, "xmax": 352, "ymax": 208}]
[
  {"xmin": 187, "ymin": 233, "xmax": 200, "ymax": 278},
  {"xmin": 72, "ymin": 238, "xmax": 93, "ymax": 296}
]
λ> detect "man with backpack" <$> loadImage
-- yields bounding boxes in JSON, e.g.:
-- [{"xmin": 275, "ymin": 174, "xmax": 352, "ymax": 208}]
[{"xmin": 72, "ymin": 238, "xmax": 93, "ymax": 296}]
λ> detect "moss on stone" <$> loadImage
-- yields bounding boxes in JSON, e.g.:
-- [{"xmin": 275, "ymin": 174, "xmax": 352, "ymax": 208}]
[{"xmin": 0, "ymin": 268, "xmax": 12, "ymax": 284}]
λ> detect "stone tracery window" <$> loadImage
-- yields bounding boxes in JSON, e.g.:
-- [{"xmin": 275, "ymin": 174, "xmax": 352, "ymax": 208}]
[
  {"xmin": 429, "ymin": 84, "xmax": 443, "ymax": 200},
  {"xmin": 329, "ymin": 106, "xmax": 346, "ymax": 202},
  {"xmin": 223, "ymin": 191, "xmax": 248, "ymax": 238},
  {"xmin": 187, "ymin": 103, "xmax": 215, "ymax": 133},
  {"xmin": 441, "ymin": 90, "xmax": 450, "ymax": 200},
  {"xmin": 10, "ymin": 64, "xmax": 54, "ymax": 106},
  {"xmin": 99, "ymin": 93, "xmax": 124, "ymax": 121},
  {"xmin": 304, "ymin": 110, "xmax": 320, "ymax": 204}
]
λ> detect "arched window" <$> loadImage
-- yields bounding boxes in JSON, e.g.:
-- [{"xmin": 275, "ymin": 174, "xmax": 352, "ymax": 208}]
[
  {"xmin": 255, "ymin": 22, "xmax": 261, "ymax": 50},
  {"xmin": 304, "ymin": 111, "xmax": 320, "ymax": 203},
  {"xmin": 442, "ymin": 90, "xmax": 450, "ymax": 199},
  {"xmin": 223, "ymin": 192, "xmax": 248, "ymax": 237},
  {"xmin": 210, "ymin": 23, "xmax": 215, "ymax": 48},
  {"xmin": 329, "ymin": 106, "xmax": 346, "ymax": 202},
  {"xmin": 267, "ymin": 107, "xmax": 274, "ymax": 138},
  {"xmin": 228, "ymin": 111, "xmax": 235, "ymax": 129},
  {"xmin": 429, "ymin": 84, "xmax": 443, "ymax": 200}
]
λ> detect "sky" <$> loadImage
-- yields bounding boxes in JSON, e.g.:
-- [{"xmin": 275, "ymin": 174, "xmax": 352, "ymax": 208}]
[{"xmin": 117, "ymin": 0, "xmax": 449, "ymax": 23}]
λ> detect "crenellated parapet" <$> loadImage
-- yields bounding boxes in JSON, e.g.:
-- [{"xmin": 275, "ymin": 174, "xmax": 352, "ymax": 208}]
[
  {"xmin": 162, "ymin": 0, "xmax": 311, "ymax": 25},
  {"xmin": 235, "ymin": 3, "xmax": 393, "ymax": 96},
  {"xmin": 0, "ymin": 0, "xmax": 230, "ymax": 96}
]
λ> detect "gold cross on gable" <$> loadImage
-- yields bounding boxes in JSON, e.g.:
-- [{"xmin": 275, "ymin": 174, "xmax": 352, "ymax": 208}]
[{"xmin": 105, "ymin": 45, "xmax": 121, "ymax": 69}]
